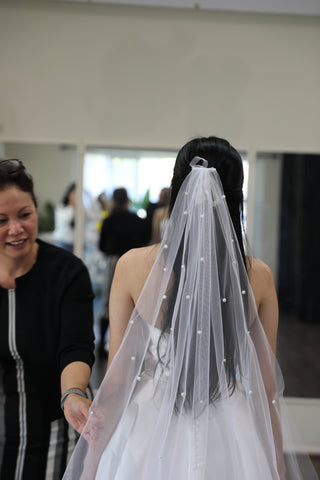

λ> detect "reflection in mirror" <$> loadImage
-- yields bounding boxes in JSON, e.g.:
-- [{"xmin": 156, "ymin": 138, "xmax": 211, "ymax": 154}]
[
  {"xmin": 252, "ymin": 152, "xmax": 320, "ymax": 398},
  {"xmin": 0, "ymin": 142, "xmax": 78, "ymax": 252},
  {"xmin": 82, "ymin": 147, "xmax": 177, "ymax": 349}
]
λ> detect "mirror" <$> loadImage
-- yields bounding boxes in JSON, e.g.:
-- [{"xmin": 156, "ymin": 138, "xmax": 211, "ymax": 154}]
[
  {"xmin": 252, "ymin": 152, "xmax": 320, "ymax": 398},
  {"xmin": 2, "ymin": 141, "xmax": 316, "ymax": 400}
]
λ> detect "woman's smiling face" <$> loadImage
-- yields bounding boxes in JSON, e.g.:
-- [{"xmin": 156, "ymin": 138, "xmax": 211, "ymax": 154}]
[{"xmin": 0, "ymin": 186, "xmax": 38, "ymax": 262}]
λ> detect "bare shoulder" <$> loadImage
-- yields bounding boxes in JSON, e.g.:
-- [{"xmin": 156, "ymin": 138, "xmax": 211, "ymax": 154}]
[
  {"xmin": 247, "ymin": 258, "xmax": 279, "ymax": 352},
  {"xmin": 247, "ymin": 256, "xmax": 274, "ymax": 283},
  {"xmin": 114, "ymin": 244, "xmax": 160, "ymax": 302},
  {"xmin": 117, "ymin": 244, "xmax": 159, "ymax": 272},
  {"xmin": 247, "ymin": 257, "xmax": 277, "ymax": 306}
]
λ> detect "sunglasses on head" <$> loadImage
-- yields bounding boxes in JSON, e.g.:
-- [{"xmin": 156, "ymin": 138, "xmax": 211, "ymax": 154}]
[
  {"xmin": 0, "ymin": 159, "xmax": 32, "ymax": 179},
  {"xmin": 0, "ymin": 159, "xmax": 24, "ymax": 173}
]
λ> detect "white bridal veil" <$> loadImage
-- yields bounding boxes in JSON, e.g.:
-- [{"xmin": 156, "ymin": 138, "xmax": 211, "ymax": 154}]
[{"xmin": 63, "ymin": 158, "xmax": 317, "ymax": 479}]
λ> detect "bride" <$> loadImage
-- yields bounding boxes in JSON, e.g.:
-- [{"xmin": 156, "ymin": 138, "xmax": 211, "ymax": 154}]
[{"xmin": 63, "ymin": 136, "xmax": 318, "ymax": 479}]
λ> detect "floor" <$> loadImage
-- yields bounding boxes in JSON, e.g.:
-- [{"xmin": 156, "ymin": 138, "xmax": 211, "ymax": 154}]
[{"xmin": 277, "ymin": 313, "xmax": 320, "ymax": 399}]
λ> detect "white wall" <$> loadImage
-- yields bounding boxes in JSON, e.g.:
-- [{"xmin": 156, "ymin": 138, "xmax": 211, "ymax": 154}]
[
  {"xmin": 0, "ymin": 0, "xmax": 319, "ymax": 152},
  {"xmin": 50, "ymin": 0, "xmax": 320, "ymax": 16}
]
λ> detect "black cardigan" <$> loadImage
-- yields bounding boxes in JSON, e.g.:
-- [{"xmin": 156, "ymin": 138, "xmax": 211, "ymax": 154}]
[{"xmin": 0, "ymin": 239, "xmax": 95, "ymax": 420}]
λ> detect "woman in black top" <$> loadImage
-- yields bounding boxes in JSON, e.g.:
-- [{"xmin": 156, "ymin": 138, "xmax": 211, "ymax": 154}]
[
  {"xmin": 98, "ymin": 188, "xmax": 147, "ymax": 357},
  {"xmin": 0, "ymin": 159, "xmax": 95, "ymax": 479}
]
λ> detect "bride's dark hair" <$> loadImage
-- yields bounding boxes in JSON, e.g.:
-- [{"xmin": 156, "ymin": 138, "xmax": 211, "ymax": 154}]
[
  {"xmin": 170, "ymin": 136, "xmax": 246, "ymax": 267},
  {"xmin": 158, "ymin": 136, "xmax": 247, "ymax": 413}
]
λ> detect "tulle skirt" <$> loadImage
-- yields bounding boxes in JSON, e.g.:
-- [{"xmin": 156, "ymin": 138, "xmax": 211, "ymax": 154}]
[{"xmin": 95, "ymin": 372, "xmax": 275, "ymax": 480}]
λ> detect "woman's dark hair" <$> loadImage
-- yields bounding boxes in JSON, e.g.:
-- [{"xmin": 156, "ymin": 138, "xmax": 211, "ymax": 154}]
[
  {"xmin": 158, "ymin": 136, "xmax": 247, "ymax": 414},
  {"xmin": 0, "ymin": 159, "xmax": 38, "ymax": 207},
  {"xmin": 62, "ymin": 182, "xmax": 76, "ymax": 206},
  {"xmin": 111, "ymin": 188, "xmax": 129, "ymax": 214},
  {"xmin": 170, "ymin": 136, "xmax": 246, "ymax": 267}
]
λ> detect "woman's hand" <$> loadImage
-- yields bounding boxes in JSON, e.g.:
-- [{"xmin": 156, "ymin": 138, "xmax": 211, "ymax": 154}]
[
  {"xmin": 63, "ymin": 393, "xmax": 92, "ymax": 434},
  {"xmin": 60, "ymin": 361, "xmax": 92, "ymax": 433}
]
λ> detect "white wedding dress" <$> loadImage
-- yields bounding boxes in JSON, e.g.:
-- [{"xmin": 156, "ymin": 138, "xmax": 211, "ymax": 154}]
[{"xmin": 95, "ymin": 325, "xmax": 275, "ymax": 480}]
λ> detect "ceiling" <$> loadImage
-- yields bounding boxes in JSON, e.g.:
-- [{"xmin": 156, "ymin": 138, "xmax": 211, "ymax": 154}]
[{"xmin": 54, "ymin": 0, "xmax": 320, "ymax": 16}]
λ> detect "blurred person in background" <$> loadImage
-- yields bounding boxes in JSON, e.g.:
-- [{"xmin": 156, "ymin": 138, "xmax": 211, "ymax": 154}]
[
  {"xmin": 150, "ymin": 186, "xmax": 170, "ymax": 243},
  {"xmin": 98, "ymin": 188, "xmax": 147, "ymax": 358},
  {"xmin": 53, "ymin": 182, "xmax": 76, "ymax": 252},
  {"xmin": 145, "ymin": 186, "xmax": 171, "ymax": 243}
]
